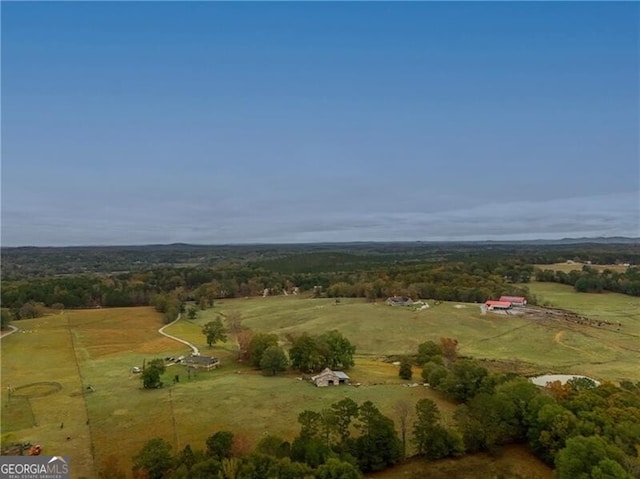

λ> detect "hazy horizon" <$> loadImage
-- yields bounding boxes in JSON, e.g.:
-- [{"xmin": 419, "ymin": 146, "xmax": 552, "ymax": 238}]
[{"xmin": 2, "ymin": 2, "xmax": 639, "ymax": 247}]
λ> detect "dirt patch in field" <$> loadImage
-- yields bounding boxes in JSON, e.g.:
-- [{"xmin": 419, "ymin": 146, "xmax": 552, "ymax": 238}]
[{"xmin": 523, "ymin": 306, "xmax": 619, "ymax": 331}]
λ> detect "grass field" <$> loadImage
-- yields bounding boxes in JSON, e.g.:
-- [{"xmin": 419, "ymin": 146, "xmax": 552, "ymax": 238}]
[
  {"xmin": 523, "ymin": 282, "xmax": 640, "ymax": 380},
  {"xmin": 2, "ymin": 287, "xmax": 637, "ymax": 477},
  {"xmin": 191, "ymin": 294, "xmax": 640, "ymax": 381}
]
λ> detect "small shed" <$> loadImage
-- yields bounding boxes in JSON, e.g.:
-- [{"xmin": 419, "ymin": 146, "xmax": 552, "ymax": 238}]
[
  {"xmin": 499, "ymin": 296, "xmax": 527, "ymax": 306},
  {"xmin": 183, "ymin": 355, "xmax": 220, "ymax": 370},
  {"xmin": 311, "ymin": 368, "xmax": 350, "ymax": 387}
]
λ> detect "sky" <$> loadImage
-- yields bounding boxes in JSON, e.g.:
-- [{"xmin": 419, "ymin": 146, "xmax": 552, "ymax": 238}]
[{"xmin": 2, "ymin": 2, "xmax": 639, "ymax": 246}]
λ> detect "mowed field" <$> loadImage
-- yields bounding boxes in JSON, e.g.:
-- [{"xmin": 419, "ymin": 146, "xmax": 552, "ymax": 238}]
[
  {"xmin": 2, "ymin": 286, "xmax": 637, "ymax": 477},
  {"xmin": 197, "ymin": 293, "xmax": 640, "ymax": 381}
]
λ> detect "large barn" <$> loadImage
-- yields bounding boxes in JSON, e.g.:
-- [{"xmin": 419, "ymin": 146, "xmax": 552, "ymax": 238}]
[
  {"xmin": 311, "ymin": 368, "xmax": 350, "ymax": 387},
  {"xmin": 485, "ymin": 300, "xmax": 511, "ymax": 311},
  {"xmin": 499, "ymin": 296, "xmax": 527, "ymax": 306}
]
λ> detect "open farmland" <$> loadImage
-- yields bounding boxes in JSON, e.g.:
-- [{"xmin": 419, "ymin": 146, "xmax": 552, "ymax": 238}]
[
  {"xmin": 2, "ymin": 288, "xmax": 638, "ymax": 477},
  {"xmin": 1, "ymin": 307, "xmax": 452, "ymax": 476},
  {"xmin": 189, "ymin": 294, "xmax": 640, "ymax": 382}
]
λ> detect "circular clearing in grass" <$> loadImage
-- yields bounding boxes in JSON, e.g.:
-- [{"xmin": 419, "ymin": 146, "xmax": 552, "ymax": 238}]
[{"xmin": 11, "ymin": 382, "xmax": 62, "ymax": 398}]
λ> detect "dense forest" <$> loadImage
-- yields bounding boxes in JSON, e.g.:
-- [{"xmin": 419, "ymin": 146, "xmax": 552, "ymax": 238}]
[{"xmin": 2, "ymin": 242, "xmax": 639, "ymax": 322}]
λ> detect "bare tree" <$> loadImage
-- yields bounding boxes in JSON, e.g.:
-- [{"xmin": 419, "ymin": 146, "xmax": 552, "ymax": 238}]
[
  {"xmin": 225, "ymin": 311, "xmax": 243, "ymax": 334},
  {"xmin": 236, "ymin": 329, "xmax": 254, "ymax": 362},
  {"xmin": 394, "ymin": 399, "xmax": 411, "ymax": 459}
]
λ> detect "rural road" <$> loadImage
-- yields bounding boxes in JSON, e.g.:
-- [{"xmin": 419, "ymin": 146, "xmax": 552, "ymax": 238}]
[
  {"xmin": 0, "ymin": 325, "xmax": 19, "ymax": 339},
  {"xmin": 158, "ymin": 314, "xmax": 200, "ymax": 356}
]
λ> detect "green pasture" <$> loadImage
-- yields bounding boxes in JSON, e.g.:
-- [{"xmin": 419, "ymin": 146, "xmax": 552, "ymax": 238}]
[
  {"xmin": 1, "ymin": 308, "xmax": 453, "ymax": 477},
  {"xmin": 185, "ymin": 294, "xmax": 640, "ymax": 381},
  {"xmin": 523, "ymin": 282, "xmax": 640, "ymax": 380},
  {"xmin": 3, "ymin": 286, "xmax": 638, "ymax": 477},
  {"xmin": 0, "ymin": 314, "xmax": 94, "ymax": 479},
  {"xmin": 526, "ymin": 281, "xmax": 640, "ymax": 327}
]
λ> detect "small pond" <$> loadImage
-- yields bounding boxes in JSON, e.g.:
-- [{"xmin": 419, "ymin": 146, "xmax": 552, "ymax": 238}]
[{"xmin": 530, "ymin": 374, "xmax": 600, "ymax": 387}]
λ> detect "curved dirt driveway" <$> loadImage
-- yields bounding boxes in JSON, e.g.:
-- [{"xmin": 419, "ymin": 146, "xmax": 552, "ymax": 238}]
[
  {"xmin": 0, "ymin": 325, "xmax": 19, "ymax": 338},
  {"xmin": 158, "ymin": 314, "xmax": 200, "ymax": 356}
]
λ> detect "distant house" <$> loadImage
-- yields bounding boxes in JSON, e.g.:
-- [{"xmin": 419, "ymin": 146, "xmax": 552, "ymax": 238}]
[
  {"xmin": 311, "ymin": 368, "xmax": 350, "ymax": 387},
  {"xmin": 485, "ymin": 300, "xmax": 512, "ymax": 311},
  {"xmin": 385, "ymin": 296, "xmax": 413, "ymax": 307},
  {"xmin": 183, "ymin": 355, "xmax": 220, "ymax": 370},
  {"xmin": 499, "ymin": 296, "xmax": 527, "ymax": 306}
]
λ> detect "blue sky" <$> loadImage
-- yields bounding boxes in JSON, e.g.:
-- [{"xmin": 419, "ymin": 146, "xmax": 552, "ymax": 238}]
[{"xmin": 2, "ymin": 2, "xmax": 638, "ymax": 246}]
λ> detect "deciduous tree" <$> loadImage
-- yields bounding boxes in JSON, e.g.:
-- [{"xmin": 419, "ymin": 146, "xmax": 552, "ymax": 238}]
[
  {"xmin": 132, "ymin": 437, "xmax": 173, "ymax": 479},
  {"xmin": 260, "ymin": 346, "xmax": 289, "ymax": 376},
  {"xmin": 142, "ymin": 358, "xmax": 165, "ymax": 389},
  {"xmin": 248, "ymin": 333, "xmax": 279, "ymax": 368},
  {"xmin": 438, "ymin": 359, "xmax": 490, "ymax": 402},
  {"xmin": 289, "ymin": 334, "xmax": 324, "ymax": 372},
  {"xmin": 439, "ymin": 337, "xmax": 458, "ymax": 365},
  {"xmin": 394, "ymin": 399, "xmax": 411, "ymax": 459},
  {"xmin": 202, "ymin": 318, "xmax": 228, "ymax": 348},
  {"xmin": 555, "ymin": 436, "xmax": 629, "ymax": 479},
  {"xmin": 236, "ymin": 329, "xmax": 254, "ymax": 362},
  {"xmin": 225, "ymin": 311, "xmax": 243, "ymax": 334},
  {"xmin": 319, "ymin": 330, "xmax": 355, "ymax": 370},
  {"xmin": 352, "ymin": 401, "xmax": 402, "ymax": 472},
  {"xmin": 399, "ymin": 358, "xmax": 412, "ymax": 380},
  {"xmin": 417, "ymin": 340, "xmax": 443, "ymax": 365},
  {"xmin": 331, "ymin": 398, "xmax": 359, "ymax": 445},
  {"xmin": 206, "ymin": 431, "xmax": 234, "ymax": 460}
]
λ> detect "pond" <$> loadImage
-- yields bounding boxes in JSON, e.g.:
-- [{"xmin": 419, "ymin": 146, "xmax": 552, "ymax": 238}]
[{"xmin": 529, "ymin": 374, "xmax": 600, "ymax": 387}]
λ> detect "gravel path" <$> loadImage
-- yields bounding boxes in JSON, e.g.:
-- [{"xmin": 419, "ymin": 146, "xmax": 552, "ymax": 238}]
[{"xmin": 158, "ymin": 314, "xmax": 200, "ymax": 356}]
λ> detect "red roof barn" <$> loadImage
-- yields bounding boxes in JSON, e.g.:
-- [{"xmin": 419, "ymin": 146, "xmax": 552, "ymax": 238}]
[
  {"xmin": 499, "ymin": 296, "xmax": 527, "ymax": 306},
  {"xmin": 485, "ymin": 300, "xmax": 512, "ymax": 310}
]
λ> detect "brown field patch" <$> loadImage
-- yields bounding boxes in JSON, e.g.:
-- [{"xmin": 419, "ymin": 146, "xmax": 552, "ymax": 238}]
[{"xmin": 66, "ymin": 307, "xmax": 177, "ymax": 358}]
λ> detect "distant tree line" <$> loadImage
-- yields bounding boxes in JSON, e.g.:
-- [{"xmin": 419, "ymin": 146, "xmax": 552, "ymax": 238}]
[
  {"xmin": 0, "ymin": 260, "xmax": 533, "ymax": 319},
  {"xmin": 3, "ymin": 244, "xmax": 639, "ymax": 319},
  {"xmin": 3, "ymin": 242, "xmax": 638, "ymax": 281},
  {"xmin": 535, "ymin": 266, "xmax": 640, "ymax": 296}
]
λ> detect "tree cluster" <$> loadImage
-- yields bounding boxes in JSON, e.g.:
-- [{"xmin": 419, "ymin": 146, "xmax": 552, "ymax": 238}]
[
  {"xmin": 535, "ymin": 266, "xmax": 640, "ymax": 297},
  {"xmin": 142, "ymin": 359, "xmax": 166, "ymax": 389},
  {"xmin": 128, "ymin": 430, "xmax": 362, "ymax": 479},
  {"xmin": 411, "ymin": 339, "xmax": 640, "ymax": 477},
  {"xmin": 288, "ymin": 331, "xmax": 355, "ymax": 373}
]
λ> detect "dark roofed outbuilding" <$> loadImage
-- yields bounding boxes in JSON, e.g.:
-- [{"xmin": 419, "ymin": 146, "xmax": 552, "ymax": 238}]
[{"xmin": 183, "ymin": 355, "xmax": 220, "ymax": 370}]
